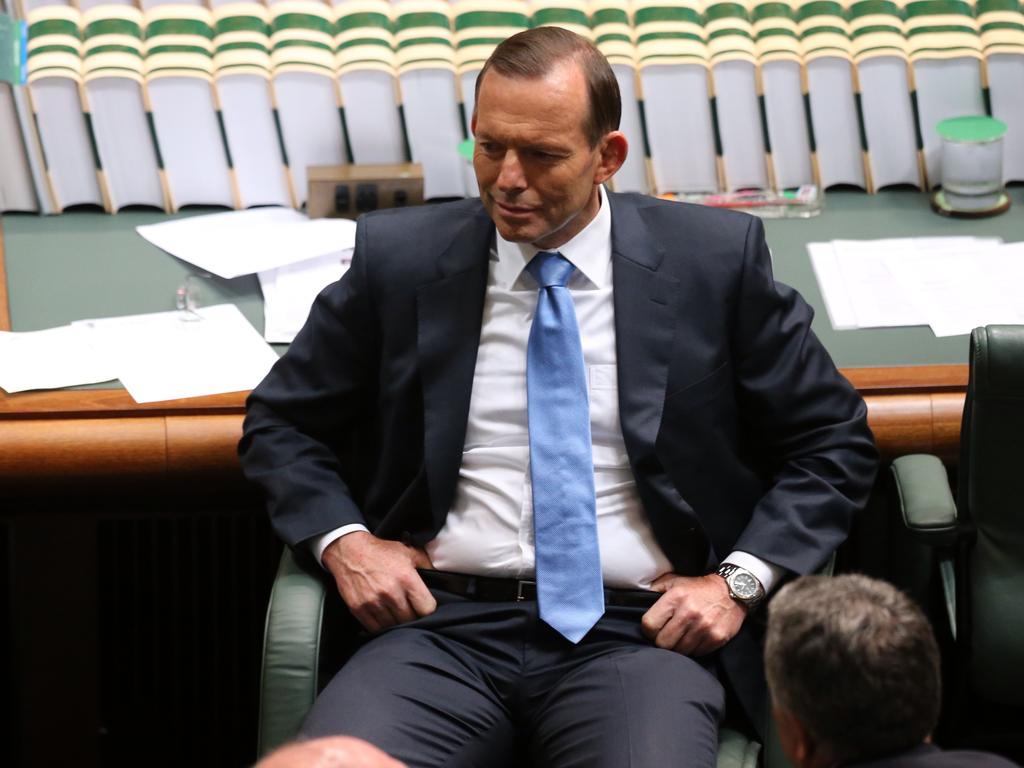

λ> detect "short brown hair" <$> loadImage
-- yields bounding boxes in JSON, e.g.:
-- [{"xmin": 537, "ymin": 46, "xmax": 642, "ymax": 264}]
[
  {"xmin": 764, "ymin": 575, "xmax": 942, "ymax": 765},
  {"xmin": 473, "ymin": 27, "xmax": 621, "ymax": 147}
]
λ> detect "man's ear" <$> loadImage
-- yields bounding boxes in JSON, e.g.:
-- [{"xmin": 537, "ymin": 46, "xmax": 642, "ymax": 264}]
[
  {"xmin": 594, "ymin": 131, "xmax": 628, "ymax": 184},
  {"xmin": 772, "ymin": 705, "xmax": 815, "ymax": 768}
]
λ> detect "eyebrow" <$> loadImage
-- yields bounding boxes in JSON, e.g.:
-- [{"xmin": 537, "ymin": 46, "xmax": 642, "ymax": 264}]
[{"xmin": 475, "ymin": 133, "xmax": 571, "ymax": 155}]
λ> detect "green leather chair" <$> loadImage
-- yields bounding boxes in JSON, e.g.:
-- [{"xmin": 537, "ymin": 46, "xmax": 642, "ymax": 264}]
[
  {"xmin": 256, "ymin": 546, "xmax": 802, "ymax": 767},
  {"xmin": 891, "ymin": 325, "xmax": 1024, "ymax": 761}
]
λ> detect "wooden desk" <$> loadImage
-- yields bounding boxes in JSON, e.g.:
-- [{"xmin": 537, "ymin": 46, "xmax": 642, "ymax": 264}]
[
  {"xmin": 4, "ymin": 190, "xmax": 1009, "ymax": 475},
  {"xmin": 0, "ymin": 192, "xmax": 1011, "ymax": 767},
  {"xmin": 0, "ymin": 360, "xmax": 971, "ymax": 475},
  {"xmin": 0, "ymin": 209, "xmax": 254, "ymax": 482}
]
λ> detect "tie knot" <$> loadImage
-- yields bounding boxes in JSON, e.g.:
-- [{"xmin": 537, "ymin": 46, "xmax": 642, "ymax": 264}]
[{"xmin": 527, "ymin": 251, "xmax": 575, "ymax": 289}]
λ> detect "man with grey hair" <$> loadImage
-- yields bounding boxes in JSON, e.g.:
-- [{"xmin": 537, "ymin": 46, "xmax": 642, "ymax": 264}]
[{"xmin": 764, "ymin": 574, "xmax": 1018, "ymax": 767}]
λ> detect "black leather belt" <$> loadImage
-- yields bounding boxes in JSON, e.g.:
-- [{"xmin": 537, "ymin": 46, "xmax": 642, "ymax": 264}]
[{"xmin": 418, "ymin": 569, "xmax": 660, "ymax": 609}]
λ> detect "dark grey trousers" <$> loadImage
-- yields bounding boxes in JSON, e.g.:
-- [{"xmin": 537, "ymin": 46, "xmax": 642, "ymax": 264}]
[{"xmin": 301, "ymin": 588, "xmax": 725, "ymax": 768}]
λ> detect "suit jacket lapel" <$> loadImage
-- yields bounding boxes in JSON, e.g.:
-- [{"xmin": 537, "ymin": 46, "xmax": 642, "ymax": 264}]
[
  {"xmin": 609, "ymin": 193, "xmax": 679, "ymax": 456},
  {"xmin": 416, "ymin": 207, "xmax": 493, "ymax": 530}
]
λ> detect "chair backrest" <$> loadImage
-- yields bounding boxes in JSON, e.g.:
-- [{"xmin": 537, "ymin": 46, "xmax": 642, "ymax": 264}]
[{"xmin": 958, "ymin": 325, "xmax": 1024, "ymax": 706}]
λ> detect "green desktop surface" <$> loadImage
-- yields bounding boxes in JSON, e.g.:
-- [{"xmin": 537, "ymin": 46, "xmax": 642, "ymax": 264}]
[
  {"xmin": 3, "ymin": 189, "xmax": 1021, "ymax": 371},
  {"xmin": 760, "ymin": 189, "xmax": 1023, "ymax": 367},
  {"xmin": 2, "ymin": 208, "xmax": 266, "ymax": 336}
]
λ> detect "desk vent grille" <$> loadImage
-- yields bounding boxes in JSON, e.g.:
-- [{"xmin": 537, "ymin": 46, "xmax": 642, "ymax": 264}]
[
  {"xmin": 97, "ymin": 511, "xmax": 280, "ymax": 767},
  {"xmin": 0, "ymin": 523, "xmax": 14, "ymax": 768}
]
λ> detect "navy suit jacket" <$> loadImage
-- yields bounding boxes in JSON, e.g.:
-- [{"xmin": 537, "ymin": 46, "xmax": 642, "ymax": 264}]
[{"xmin": 239, "ymin": 192, "xmax": 878, "ymax": 731}]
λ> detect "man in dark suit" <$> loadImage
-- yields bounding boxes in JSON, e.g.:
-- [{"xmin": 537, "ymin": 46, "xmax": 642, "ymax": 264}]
[
  {"xmin": 764, "ymin": 574, "xmax": 1020, "ymax": 768},
  {"xmin": 240, "ymin": 26, "xmax": 877, "ymax": 768}
]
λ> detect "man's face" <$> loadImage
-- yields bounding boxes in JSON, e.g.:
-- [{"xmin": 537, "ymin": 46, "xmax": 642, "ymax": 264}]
[{"xmin": 472, "ymin": 59, "xmax": 626, "ymax": 251}]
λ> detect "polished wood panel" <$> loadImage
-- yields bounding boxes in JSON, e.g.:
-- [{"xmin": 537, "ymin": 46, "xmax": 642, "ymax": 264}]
[
  {"xmin": 843, "ymin": 364, "xmax": 968, "ymax": 393},
  {"xmin": 0, "ymin": 415, "xmax": 248, "ymax": 480},
  {"xmin": 166, "ymin": 414, "xmax": 246, "ymax": 475},
  {"xmin": 843, "ymin": 366, "xmax": 967, "ymax": 462},
  {"xmin": 0, "ymin": 365, "xmax": 968, "ymax": 484},
  {"xmin": 864, "ymin": 391, "xmax": 964, "ymax": 461},
  {"xmin": 0, "ymin": 388, "xmax": 247, "ymax": 417},
  {"xmin": 0, "ymin": 417, "xmax": 168, "ymax": 478}
]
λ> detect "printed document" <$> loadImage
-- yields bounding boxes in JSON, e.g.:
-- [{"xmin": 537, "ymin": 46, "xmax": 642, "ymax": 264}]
[
  {"xmin": 72, "ymin": 304, "xmax": 278, "ymax": 403},
  {"xmin": 0, "ymin": 325, "xmax": 117, "ymax": 393},
  {"xmin": 259, "ymin": 250, "xmax": 352, "ymax": 343},
  {"xmin": 808, "ymin": 236, "xmax": 1017, "ymax": 337}
]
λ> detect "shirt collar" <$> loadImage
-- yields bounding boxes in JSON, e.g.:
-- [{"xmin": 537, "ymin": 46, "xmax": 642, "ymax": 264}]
[{"xmin": 492, "ymin": 185, "xmax": 613, "ymax": 290}]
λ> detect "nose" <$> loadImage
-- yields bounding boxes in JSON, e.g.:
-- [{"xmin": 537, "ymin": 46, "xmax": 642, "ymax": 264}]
[{"xmin": 496, "ymin": 150, "xmax": 526, "ymax": 194}]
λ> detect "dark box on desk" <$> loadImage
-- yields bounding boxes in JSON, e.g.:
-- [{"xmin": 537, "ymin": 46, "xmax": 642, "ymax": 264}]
[{"xmin": 307, "ymin": 163, "xmax": 424, "ymax": 219}]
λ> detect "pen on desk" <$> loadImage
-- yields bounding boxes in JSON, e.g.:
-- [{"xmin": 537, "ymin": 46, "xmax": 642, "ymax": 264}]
[{"xmin": 659, "ymin": 186, "xmax": 816, "ymax": 208}]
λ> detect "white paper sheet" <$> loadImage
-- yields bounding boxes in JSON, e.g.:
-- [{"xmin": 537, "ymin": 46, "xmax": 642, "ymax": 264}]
[
  {"xmin": 809, "ymin": 236, "xmax": 1004, "ymax": 333},
  {"xmin": 990, "ymin": 242, "xmax": 1024, "ymax": 304},
  {"xmin": 886, "ymin": 246, "xmax": 1024, "ymax": 337},
  {"xmin": 832, "ymin": 238, "xmax": 940, "ymax": 328},
  {"xmin": 808, "ymin": 242, "xmax": 858, "ymax": 330},
  {"xmin": 136, "ymin": 208, "xmax": 358, "ymax": 279},
  {"xmin": 0, "ymin": 324, "xmax": 118, "ymax": 393},
  {"xmin": 258, "ymin": 251, "xmax": 352, "ymax": 343},
  {"xmin": 73, "ymin": 304, "xmax": 278, "ymax": 403}
]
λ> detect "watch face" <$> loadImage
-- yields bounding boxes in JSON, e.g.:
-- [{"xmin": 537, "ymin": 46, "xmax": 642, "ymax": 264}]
[{"xmin": 731, "ymin": 572, "xmax": 759, "ymax": 599}]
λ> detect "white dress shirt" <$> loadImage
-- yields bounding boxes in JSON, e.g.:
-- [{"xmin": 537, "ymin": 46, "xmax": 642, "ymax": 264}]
[{"xmin": 314, "ymin": 187, "xmax": 782, "ymax": 592}]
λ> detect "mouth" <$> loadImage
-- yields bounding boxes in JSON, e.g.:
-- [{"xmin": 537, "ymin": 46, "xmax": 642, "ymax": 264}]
[{"xmin": 494, "ymin": 199, "xmax": 536, "ymax": 217}]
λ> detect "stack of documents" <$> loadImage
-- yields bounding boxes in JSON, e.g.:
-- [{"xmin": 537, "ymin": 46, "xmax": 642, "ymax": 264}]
[
  {"xmin": 1, "ymin": 208, "xmax": 360, "ymax": 402},
  {"xmin": 137, "ymin": 207, "xmax": 357, "ymax": 343},
  {"xmin": 809, "ymin": 237, "xmax": 1024, "ymax": 337},
  {"xmin": 258, "ymin": 252, "xmax": 352, "ymax": 344},
  {"xmin": 0, "ymin": 304, "xmax": 278, "ymax": 403}
]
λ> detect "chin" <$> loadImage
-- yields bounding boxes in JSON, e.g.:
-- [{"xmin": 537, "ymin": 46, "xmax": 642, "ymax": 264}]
[{"xmin": 494, "ymin": 221, "xmax": 538, "ymax": 244}]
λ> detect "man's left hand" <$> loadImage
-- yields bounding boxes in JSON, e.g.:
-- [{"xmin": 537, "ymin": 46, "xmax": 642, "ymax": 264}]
[{"xmin": 641, "ymin": 573, "xmax": 746, "ymax": 656}]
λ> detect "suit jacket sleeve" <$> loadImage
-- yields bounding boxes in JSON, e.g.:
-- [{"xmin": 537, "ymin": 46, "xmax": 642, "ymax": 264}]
[
  {"xmin": 726, "ymin": 215, "xmax": 878, "ymax": 574},
  {"xmin": 238, "ymin": 220, "xmax": 377, "ymax": 548}
]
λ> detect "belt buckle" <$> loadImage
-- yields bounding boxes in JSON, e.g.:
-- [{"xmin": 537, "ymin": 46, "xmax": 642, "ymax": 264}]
[{"xmin": 516, "ymin": 580, "xmax": 535, "ymax": 602}]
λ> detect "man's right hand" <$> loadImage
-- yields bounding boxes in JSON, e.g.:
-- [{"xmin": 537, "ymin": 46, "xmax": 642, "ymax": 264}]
[{"xmin": 322, "ymin": 531, "xmax": 437, "ymax": 632}]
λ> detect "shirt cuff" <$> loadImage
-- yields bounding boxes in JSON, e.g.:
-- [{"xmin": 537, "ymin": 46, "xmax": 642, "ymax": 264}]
[
  {"xmin": 312, "ymin": 524, "xmax": 369, "ymax": 568},
  {"xmin": 722, "ymin": 551, "xmax": 786, "ymax": 595}
]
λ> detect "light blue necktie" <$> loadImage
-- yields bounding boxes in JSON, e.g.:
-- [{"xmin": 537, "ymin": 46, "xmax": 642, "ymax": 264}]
[{"xmin": 526, "ymin": 251, "xmax": 604, "ymax": 643}]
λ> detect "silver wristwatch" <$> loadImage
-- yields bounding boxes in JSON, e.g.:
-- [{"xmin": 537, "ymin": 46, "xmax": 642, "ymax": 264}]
[{"xmin": 716, "ymin": 563, "xmax": 765, "ymax": 608}]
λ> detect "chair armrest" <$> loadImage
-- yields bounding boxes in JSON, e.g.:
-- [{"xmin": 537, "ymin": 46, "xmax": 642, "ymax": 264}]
[
  {"xmin": 257, "ymin": 547, "xmax": 328, "ymax": 758},
  {"xmin": 891, "ymin": 454, "xmax": 961, "ymax": 639},
  {"xmin": 891, "ymin": 454, "xmax": 959, "ymax": 546},
  {"xmin": 818, "ymin": 551, "xmax": 836, "ymax": 578},
  {"xmin": 717, "ymin": 726, "xmax": 761, "ymax": 768}
]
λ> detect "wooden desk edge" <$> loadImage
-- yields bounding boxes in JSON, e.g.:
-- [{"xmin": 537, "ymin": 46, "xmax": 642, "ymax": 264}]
[
  {"xmin": 0, "ymin": 365, "xmax": 968, "ymax": 418},
  {"xmin": 0, "ymin": 365, "xmax": 967, "ymax": 482},
  {"xmin": 0, "ymin": 387, "xmax": 248, "ymax": 417},
  {"xmin": 842, "ymin": 364, "xmax": 967, "ymax": 393}
]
